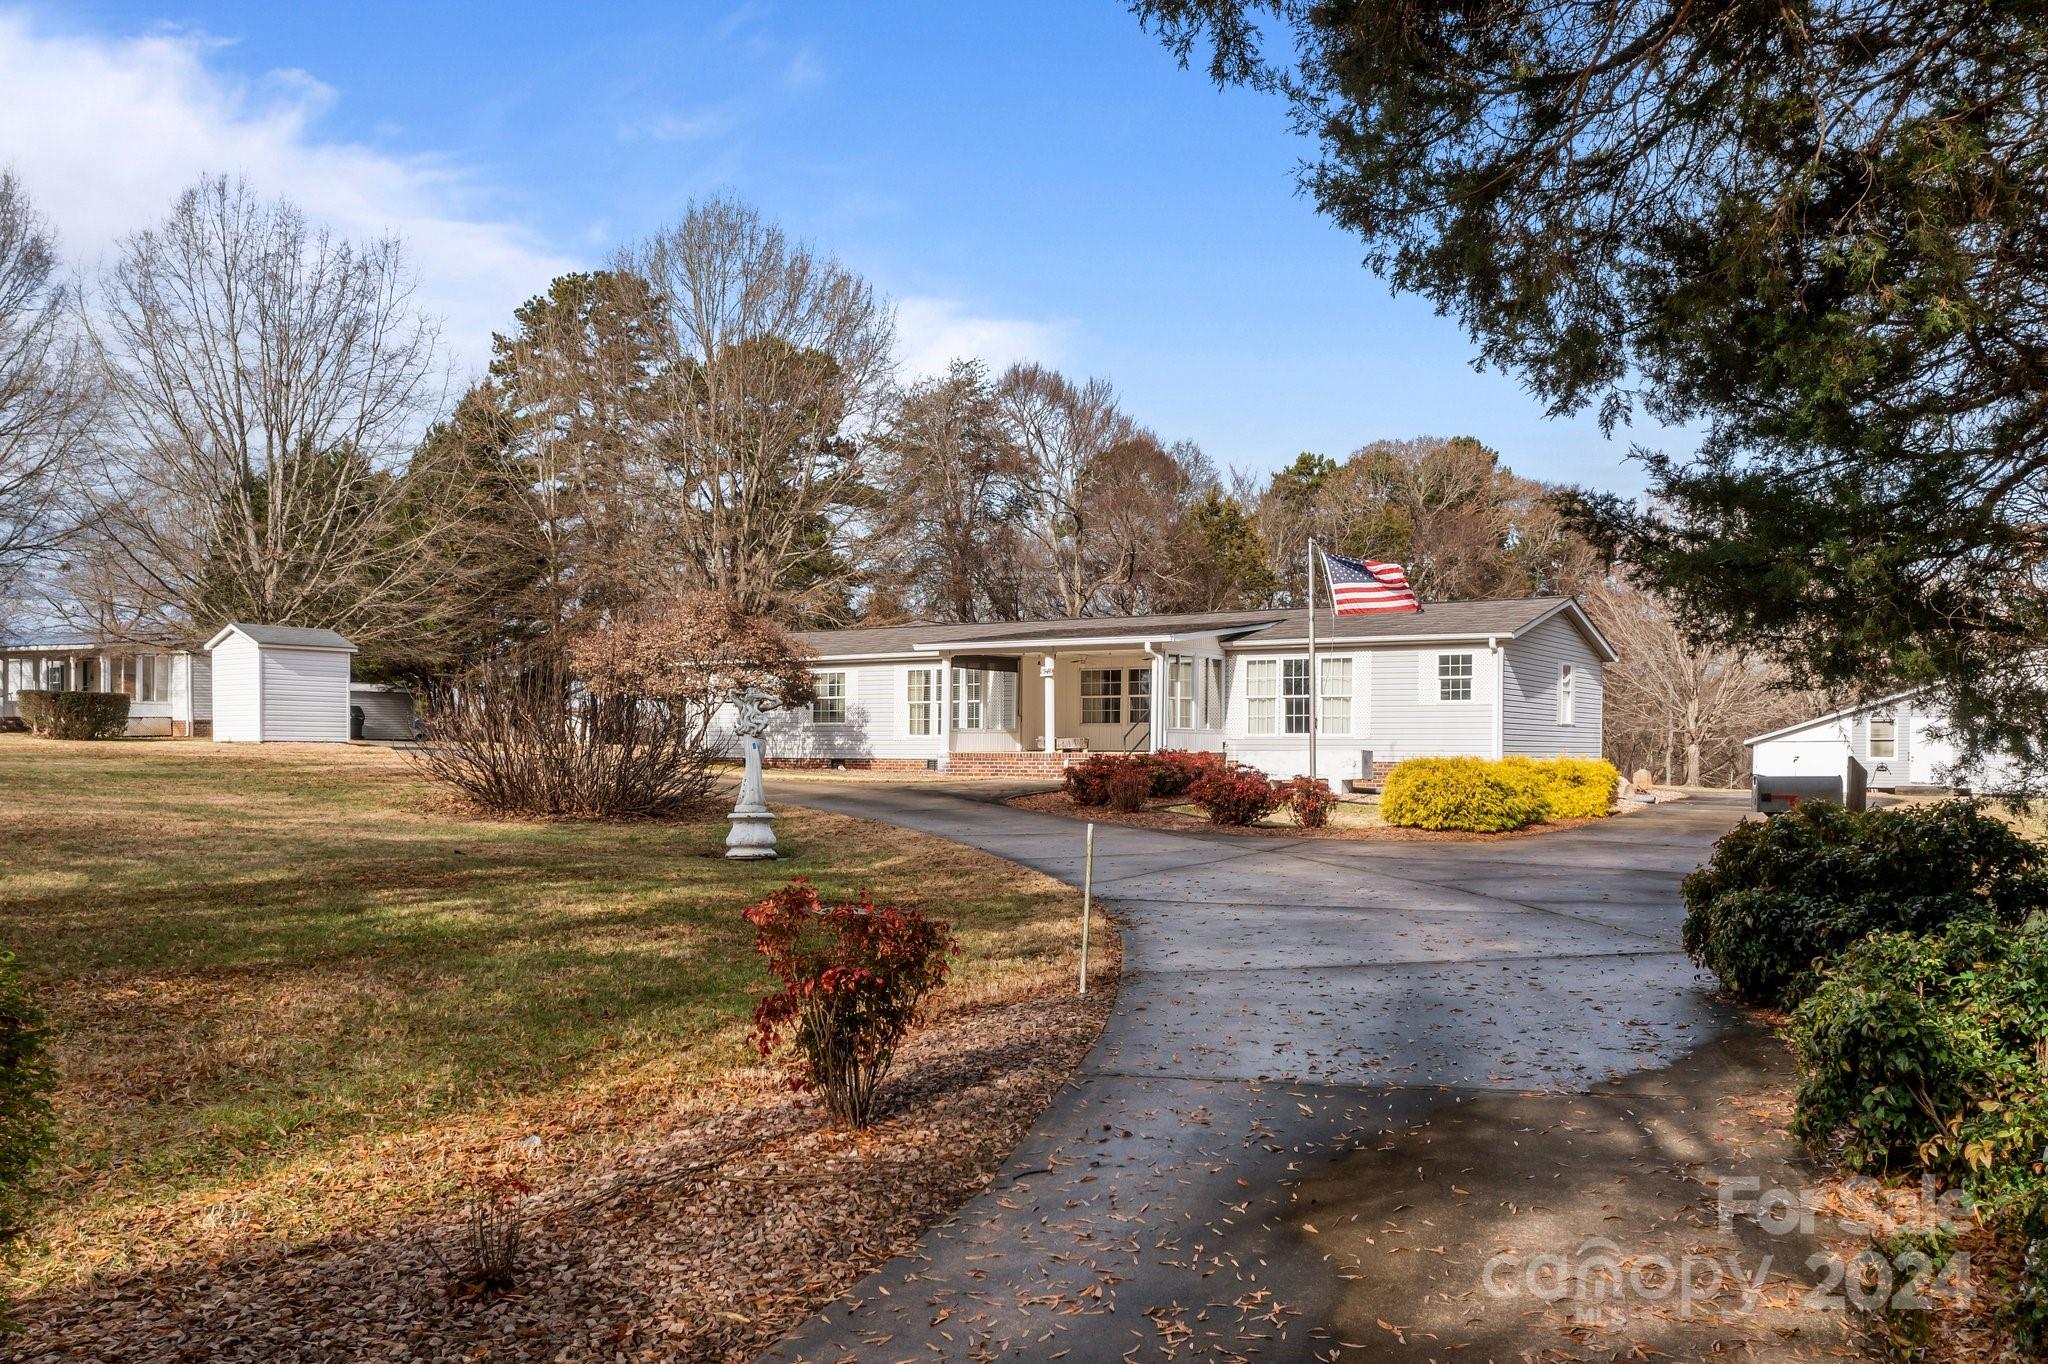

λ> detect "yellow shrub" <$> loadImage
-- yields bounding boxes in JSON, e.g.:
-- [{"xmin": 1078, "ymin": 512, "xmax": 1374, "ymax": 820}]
[
  {"xmin": 1502, "ymin": 755, "xmax": 1621, "ymax": 821},
  {"xmin": 1380, "ymin": 757, "xmax": 1551, "ymax": 832}
]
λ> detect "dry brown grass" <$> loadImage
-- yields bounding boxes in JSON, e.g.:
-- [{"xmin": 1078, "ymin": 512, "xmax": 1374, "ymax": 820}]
[{"xmin": 0, "ymin": 735, "xmax": 1110, "ymax": 1335}]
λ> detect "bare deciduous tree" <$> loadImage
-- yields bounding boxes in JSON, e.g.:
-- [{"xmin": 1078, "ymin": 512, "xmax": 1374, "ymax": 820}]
[
  {"xmin": 1587, "ymin": 576, "xmax": 1812, "ymax": 788},
  {"xmin": 619, "ymin": 198, "xmax": 894, "ymax": 622},
  {"xmin": 0, "ymin": 170, "xmax": 90, "ymax": 624},
  {"xmin": 79, "ymin": 176, "xmax": 448, "ymax": 645}
]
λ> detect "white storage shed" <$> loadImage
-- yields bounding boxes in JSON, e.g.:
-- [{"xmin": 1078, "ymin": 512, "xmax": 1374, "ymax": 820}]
[{"xmin": 206, "ymin": 624, "xmax": 358, "ymax": 743}]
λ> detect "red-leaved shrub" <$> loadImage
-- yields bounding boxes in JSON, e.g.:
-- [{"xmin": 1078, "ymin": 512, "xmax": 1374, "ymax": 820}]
[
  {"xmin": 1062, "ymin": 754, "xmax": 1119, "ymax": 805},
  {"xmin": 744, "ymin": 879, "xmax": 955, "ymax": 1127},
  {"xmin": 1150, "ymin": 748, "xmax": 1226, "ymax": 797},
  {"xmin": 1282, "ymin": 776, "xmax": 1335, "ymax": 828},
  {"xmin": 1106, "ymin": 762, "xmax": 1152, "ymax": 812},
  {"xmin": 1189, "ymin": 762, "xmax": 1279, "ymax": 826}
]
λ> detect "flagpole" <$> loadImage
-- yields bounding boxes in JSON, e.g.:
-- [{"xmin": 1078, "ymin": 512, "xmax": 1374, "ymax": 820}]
[{"xmin": 1307, "ymin": 537, "xmax": 1318, "ymax": 784}]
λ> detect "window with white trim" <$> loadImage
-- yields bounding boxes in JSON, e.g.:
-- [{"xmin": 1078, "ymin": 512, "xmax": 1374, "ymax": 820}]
[
  {"xmin": 1167, "ymin": 656, "xmax": 1196, "ymax": 729},
  {"xmin": 1245, "ymin": 659, "xmax": 1277, "ymax": 735},
  {"xmin": 1869, "ymin": 713, "xmax": 1896, "ymax": 759},
  {"xmin": 1203, "ymin": 657, "xmax": 1225, "ymax": 728},
  {"xmin": 1128, "ymin": 667, "xmax": 1151, "ymax": 725},
  {"xmin": 1080, "ymin": 668, "xmax": 1121, "ymax": 725},
  {"xmin": 1282, "ymin": 658, "xmax": 1312, "ymax": 734},
  {"xmin": 811, "ymin": 671, "xmax": 847, "ymax": 724},
  {"xmin": 1437, "ymin": 652, "xmax": 1474, "ymax": 702},
  {"xmin": 905, "ymin": 667, "xmax": 936, "ymax": 736},
  {"xmin": 1320, "ymin": 657, "xmax": 1352, "ymax": 734},
  {"xmin": 952, "ymin": 669, "xmax": 986, "ymax": 729},
  {"xmin": 1556, "ymin": 662, "xmax": 1575, "ymax": 725}
]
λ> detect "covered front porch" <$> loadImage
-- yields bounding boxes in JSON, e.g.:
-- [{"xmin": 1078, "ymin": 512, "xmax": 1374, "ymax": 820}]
[
  {"xmin": 0, "ymin": 644, "xmax": 195, "ymax": 735},
  {"xmin": 923, "ymin": 639, "xmax": 1228, "ymax": 776}
]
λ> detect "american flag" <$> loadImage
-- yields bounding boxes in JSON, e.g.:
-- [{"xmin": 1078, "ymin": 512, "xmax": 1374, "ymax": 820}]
[{"xmin": 1321, "ymin": 551, "xmax": 1420, "ymax": 615}]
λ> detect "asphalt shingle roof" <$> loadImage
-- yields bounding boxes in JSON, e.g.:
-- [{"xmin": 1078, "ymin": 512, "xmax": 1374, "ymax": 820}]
[
  {"xmin": 221, "ymin": 623, "xmax": 359, "ymax": 651},
  {"xmin": 793, "ymin": 599, "xmax": 1598, "ymax": 658}
]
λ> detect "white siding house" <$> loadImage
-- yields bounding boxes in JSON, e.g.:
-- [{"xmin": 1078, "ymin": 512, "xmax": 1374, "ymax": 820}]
[
  {"xmin": 1747, "ymin": 687, "xmax": 2023, "ymax": 793},
  {"xmin": 0, "ymin": 641, "xmax": 210, "ymax": 735},
  {"xmin": 206, "ymin": 624, "xmax": 358, "ymax": 743},
  {"xmin": 764, "ymin": 598, "xmax": 1617, "ymax": 781}
]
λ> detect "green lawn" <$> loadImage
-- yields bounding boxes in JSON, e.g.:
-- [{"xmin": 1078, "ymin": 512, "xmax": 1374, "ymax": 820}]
[{"xmin": 0, "ymin": 736, "xmax": 1082, "ymax": 1290}]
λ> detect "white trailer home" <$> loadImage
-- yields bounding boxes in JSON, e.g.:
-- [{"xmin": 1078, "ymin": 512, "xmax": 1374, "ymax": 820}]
[
  {"xmin": 1746, "ymin": 686, "xmax": 2024, "ymax": 794},
  {"xmin": 0, "ymin": 640, "xmax": 211, "ymax": 735},
  {"xmin": 756, "ymin": 597, "xmax": 1615, "ymax": 782},
  {"xmin": 206, "ymin": 624, "xmax": 358, "ymax": 743}
]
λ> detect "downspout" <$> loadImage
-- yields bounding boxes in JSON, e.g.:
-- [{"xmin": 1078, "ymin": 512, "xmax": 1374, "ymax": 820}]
[
  {"xmin": 1489, "ymin": 635, "xmax": 1504, "ymax": 760},
  {"xmin": 1142, "ymin": 641, "xmax": 1165, "ymax": 755}
]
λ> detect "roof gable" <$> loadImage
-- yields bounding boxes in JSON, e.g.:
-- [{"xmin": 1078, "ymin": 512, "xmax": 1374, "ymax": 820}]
[{"xmin": 204, "ymin": 623, "xmax": 358, "ymax": 653}]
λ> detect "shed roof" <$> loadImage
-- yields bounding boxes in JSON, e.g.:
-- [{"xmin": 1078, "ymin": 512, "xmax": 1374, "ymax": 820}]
[
  {"xmin": 204, "ymin": 623, "xmax": 358, "ymax": 653},
  {"xmin": 1744, "ymin": 686, "xmax": 1931, "ymax": 747}
]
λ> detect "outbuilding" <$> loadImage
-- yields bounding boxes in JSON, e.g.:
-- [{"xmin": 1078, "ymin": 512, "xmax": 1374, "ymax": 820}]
[
  {"xmin": 1746, "ymin": 685, "xmax": 2022, "ymax": 794},
  {"xmin": 205, "ymin": 623, "xmax": 358, "ymax": 743}
]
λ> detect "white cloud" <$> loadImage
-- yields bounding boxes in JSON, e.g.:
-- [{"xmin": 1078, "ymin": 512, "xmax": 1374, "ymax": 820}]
[
  {"xmin": 892, "ymin": 295, "xmax": 1067, "ymax": 379},
  {"xmin": 0, "ymin": 10, "xmax": 575, "ymax": 379}
]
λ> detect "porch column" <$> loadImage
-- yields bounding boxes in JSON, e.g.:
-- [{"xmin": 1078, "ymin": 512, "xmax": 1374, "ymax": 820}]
[{"xmin": 1040, "ymin": 654, "xmax": 1057, "ymax": 753}]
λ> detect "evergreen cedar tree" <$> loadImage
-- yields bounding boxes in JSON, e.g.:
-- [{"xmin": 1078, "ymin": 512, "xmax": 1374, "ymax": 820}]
[{"xmin": 1137, "ymin": 0, "xmax": 2048, "ymax": 787}]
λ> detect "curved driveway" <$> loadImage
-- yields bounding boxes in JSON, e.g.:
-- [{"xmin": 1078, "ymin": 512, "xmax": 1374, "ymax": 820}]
[{"xmin": 764, "ymin": 783, "xmax": 1761, "ymax": 1362}]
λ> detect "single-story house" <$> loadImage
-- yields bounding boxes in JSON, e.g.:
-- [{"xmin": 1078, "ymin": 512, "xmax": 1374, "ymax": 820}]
[
  {"xmin": 1746, "ymin": 686, "xmax": 2023, "ymax": 794},
  {"xmin": 0, "ymin": 640, "xmax": 211, "ymax": 736},
  {"xmin": 752, "ymin": 597, "xmax": 1614, "ymax": 781}
]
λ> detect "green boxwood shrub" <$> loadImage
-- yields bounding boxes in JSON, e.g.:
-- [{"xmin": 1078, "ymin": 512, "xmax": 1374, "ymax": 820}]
[
  {"xmin": 16, "ymin": 690, "xmax": 130, "ymax": 740},
  {"xmin": 1381, "ymin": 756, "xmax": 1551, "ymax": 832},
  {"xmin": 1682, "ymin": 801, "xmax": 2048, "ymax": 1006},
  {"xmin": 0, "ymin": 951, "xmax": 54, "ymax": 1267},
  {"xmin": 1791, "ymin": 915, "xmax": 2048, "ymax": 1182}
]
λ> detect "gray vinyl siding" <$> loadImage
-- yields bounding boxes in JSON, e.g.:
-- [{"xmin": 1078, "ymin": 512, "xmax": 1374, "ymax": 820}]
[
  {"xmin": 259, "ymin": 647, "xmax": 352, "ymax": 742},
  {"xmin": 350, "ymin": 687, "xmax": 415, "ymax": 741},
  {"xmin": 1222, "ymin": 645, "xmax": 1499, "ymax": 779},
  {"xmin": 183, "ymin": 653, "xmax": 212, "ymax": 723},
  {"xmin": 1501, "ymin": 615, "xmax": 1605, "ymax": 758},
  {"xmin": 760, "ymin": 660, "xmax": 948, "ymax": 762}
]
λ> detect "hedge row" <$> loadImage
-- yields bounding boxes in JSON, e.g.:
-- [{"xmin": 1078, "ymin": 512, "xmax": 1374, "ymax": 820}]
[
  {"xmin": 1062, "ymin": 750, "xmax": 1332, "ymax": 828},
  {"xmin": 15, "ymin": 691, "xmax": 130, "ymax": 740},
  {"xmin": 1684, "ymin": 800, "xmax": 2048, "ymax": 1350},
  {"xmin": 1379, "ymin": 755, "xmax": 1619, "ymax": 832}
]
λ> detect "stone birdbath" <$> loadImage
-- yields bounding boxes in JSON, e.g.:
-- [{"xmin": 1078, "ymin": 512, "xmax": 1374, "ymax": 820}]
[{"xmin": 725, "ymin": 685, "xmax": 782, "ymax": 860}]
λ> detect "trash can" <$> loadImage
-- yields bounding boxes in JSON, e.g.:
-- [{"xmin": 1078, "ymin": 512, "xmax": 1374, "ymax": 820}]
[{"xmin": 349, "ymin": 704, "xmax": 365, "ymax": 740}]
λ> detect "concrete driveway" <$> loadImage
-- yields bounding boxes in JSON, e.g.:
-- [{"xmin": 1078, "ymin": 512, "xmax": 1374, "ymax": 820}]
[{"xmin": 761, "ymin": 784, "xmax": 1859, "ymax": 1362}]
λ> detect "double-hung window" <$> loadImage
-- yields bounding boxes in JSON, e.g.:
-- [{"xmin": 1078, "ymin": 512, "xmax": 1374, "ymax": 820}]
[
  {"xmin": 1167, "ymin": 657, "xmax": 1196, "ymax": 729},
  {"xmin": 811, "ymin": 671, "xmax": 848, "ymax": 724},
  {"xmin": 1320, "ymin": 657, "xmax": 1352, "ymax": 735},
  {"xmin": 1281, "ymin": 658, "xmax": 1312, "ymax": 735},
  {"xmin": 905, "ymin": 668, "xmax": 937, "ymax": 736},
  {"xmin": 1080, "ymin": 668, "xmax": 1122, "ymax": 725},
  {"xmin": 952, "ymin": 670, "xmax": 986, "ymax": 730},
  {"xmin": 1869, "ymin": 713, "xmax": 1896, "ymax": 759},
  {"xmin": 1437, "ymin": 653, "xmax": 1474, "ymax": 702},
  {"xmin": 139, "ymin": 654, "xmax": 171, "ymax": 703},
  {"xmin": 1128, "ymin": 667, "xmax": 1151, "ymax": 725},
  {"xmin": 1245, "ymin": 660, "xmax": 1277, "ymax": 735},
  {"xmin": 1556, "ymin": 663, "xmax": 1576, "ymax": 725}
]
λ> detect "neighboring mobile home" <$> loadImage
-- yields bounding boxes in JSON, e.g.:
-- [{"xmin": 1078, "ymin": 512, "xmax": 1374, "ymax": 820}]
[
  {"xmin": 0, "ymin": 641, "xmax": 211, "ymax": 735},
  {"xmin": 759, "ymin": 597, "xmax": 1614, "ymax": 781},
  {"xmin": 1747, "ymin": 687, "xmax": 2023, "ymax": 794}
]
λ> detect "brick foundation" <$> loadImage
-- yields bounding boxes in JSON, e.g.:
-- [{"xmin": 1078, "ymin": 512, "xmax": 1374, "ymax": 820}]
[
  {"xmin": 764, "ymin": 756, "xmax": 934, "ymax": 772},
  {"xmin": 940, "ymin": 750, "xmax": 1076, "ymax": 779}
]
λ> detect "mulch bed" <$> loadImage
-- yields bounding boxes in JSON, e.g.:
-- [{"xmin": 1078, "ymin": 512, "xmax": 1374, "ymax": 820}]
[
  {"xmin": 1006, "ymin": 789, "xmax": 1613, "ymax": 842},
  {"xmin": 8, "ymin": 975, "xmax": 1119, "ymax": 1364}
]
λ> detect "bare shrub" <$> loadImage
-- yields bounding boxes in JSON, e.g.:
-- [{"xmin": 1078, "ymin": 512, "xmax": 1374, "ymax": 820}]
[
  {"xmin": 413, "ymin": 663, "xmax": 714, "ymax": 819},
  {"xmin": 429, "ymin": 1171, "xmax": 531, "ymax": 1297}
]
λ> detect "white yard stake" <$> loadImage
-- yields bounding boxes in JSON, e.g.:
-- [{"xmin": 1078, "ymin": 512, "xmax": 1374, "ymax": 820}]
[{"xmin": 1079, "ymin": 822, "xmax": 1095, "ymax": 995}]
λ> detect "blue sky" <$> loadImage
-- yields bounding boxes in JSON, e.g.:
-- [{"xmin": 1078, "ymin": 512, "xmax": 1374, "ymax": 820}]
[{"xmin": 10, "ymin": 1, "xmax": 1683, "ymax": 491}]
